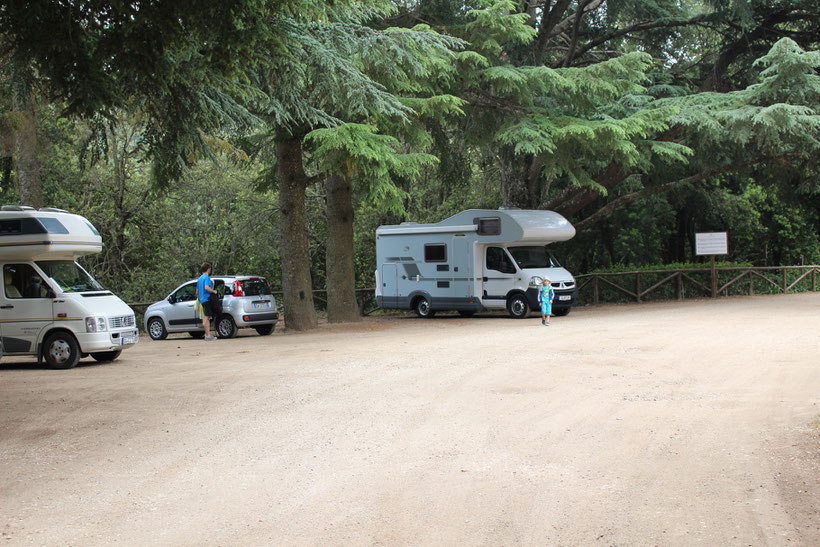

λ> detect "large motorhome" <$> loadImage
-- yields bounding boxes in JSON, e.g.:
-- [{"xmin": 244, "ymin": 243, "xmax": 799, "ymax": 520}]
[
  {"xmin": 375, "ymin": 208, "xmax": 578, "ymax": 318},
  {"xmin": 0, "ymin": 206, "xmax": 138, "ymax": 369}
]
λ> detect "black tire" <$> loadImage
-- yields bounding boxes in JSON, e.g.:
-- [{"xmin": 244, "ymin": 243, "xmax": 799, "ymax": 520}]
[
  {"xmin": 414, "ymin": 297, "xmax": 436, "ymax": 318},
  {"xmin": 458, "ymin": 310, "xmax": 475, "ymax": 318},
  {"xmin": 216, "ymin": 314, "xmax": 238, "ymax": 338},
  {"xmin": 147, "ymin": 317, "xmax": 167, "ymax": 340},
  {"xmin": 255, "ymin": 324, "xmax": 275, "ymax": 336},
  {"xmin": 553, "ymin": 307, "xmax": 571, "ymax": 317},
  {"xmin": 43, "ymin": 332, "xmax": 81, "ymax": 369},
  {"xmin": 506, "ymin": 293, "xmax": 530, "ymax": 319},
  {"xmin": 91, "ymin": 350, "xmax": 122, "ymax": 363},
  {"xmin": 188, "ymin": 331, "xmax": 206, "ymax": 339}
]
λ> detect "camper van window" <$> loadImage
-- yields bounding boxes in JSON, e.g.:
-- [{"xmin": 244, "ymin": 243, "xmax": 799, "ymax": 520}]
[
  {"xmin": 38, "ymin": 217, "xmax": 70, "ymax": 234},
  {"xmin": 36, "ymin": 261, "xmax": 104, "ymax": 293},
  {"xmin": 3, "ymin": 264, "xmax": 49, "ymax": 299},
  {"xmin": 477, "ymin": 217, "xmax": 501, "ymax": 236},
  {"xmin": 424, "ymin": 243, "xmax": 447, "ymax": 262},
  {"xmin": 486, "ymin": 247, "xmax": 516, "ymax": 274},
  {"xmin": 0, "ymin": 218, "xmax": 50, "ymax": 235},
  {"xmin": 507, "ymin": 246, "xmax": 562, "ymax": 269}
]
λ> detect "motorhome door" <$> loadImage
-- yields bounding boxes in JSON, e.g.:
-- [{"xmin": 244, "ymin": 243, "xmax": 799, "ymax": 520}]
[
  {"xmin": 451, "ymin": 235, "xmax": 471, "ymax": 297},
  {"xmin": 482, "ymin": 246, "xmax": 516, "ymax": 304},
  {"xmin": 381, "ymin": 264, "xmax": 398, "ymax": 298},
  {"xmin": 0, "ymin": 263, "xmax": 54, "ymax": 354}
]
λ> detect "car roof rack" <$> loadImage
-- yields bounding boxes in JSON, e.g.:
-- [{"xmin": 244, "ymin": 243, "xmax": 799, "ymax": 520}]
[
  {"xmin": 1, "ymin": 205, "xmax": 36, "ymax": 211},
  {"xmin": 39, "ymin": 207, "xmax": 69, "ymax": 213}
]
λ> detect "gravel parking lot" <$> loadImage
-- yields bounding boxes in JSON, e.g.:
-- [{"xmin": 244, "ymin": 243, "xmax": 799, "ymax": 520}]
[{"xmin": 1, "ymin": 293, "xmax": 819, "ymax": 545}]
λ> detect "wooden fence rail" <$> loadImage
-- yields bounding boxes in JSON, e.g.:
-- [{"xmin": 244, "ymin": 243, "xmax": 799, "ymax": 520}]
[{"xmin": 575, "ymin": 265, "xmax": 819, "ymax": 305}]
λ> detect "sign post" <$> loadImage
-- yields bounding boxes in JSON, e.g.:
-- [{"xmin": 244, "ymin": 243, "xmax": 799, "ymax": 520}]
[{"xmin": 695, "ymin": 232, "xmax": 729, "ymax": 297}]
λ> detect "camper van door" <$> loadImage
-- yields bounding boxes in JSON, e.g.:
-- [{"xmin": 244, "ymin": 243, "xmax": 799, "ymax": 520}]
[
  {"xmin": 0, "ymin": 263, "xmax": 53, "ymax": 354},
  {"xmin": 451, "ymin": 235, "xmax": 471, "ymax": 297},
  {"xmin": 482, "ymin": 246, "xmax": 516, "ymax": 302},
  {"xmin": 381, "ymin": 264, "xmax": 398, "ymax": 300}
]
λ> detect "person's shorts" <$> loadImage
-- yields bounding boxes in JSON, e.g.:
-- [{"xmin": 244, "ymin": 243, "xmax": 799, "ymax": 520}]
[
  {"xmin": 541, "ymin": 301, "xmax": 552, "ymax": 315},
  {"xmin": 201, "ymin": 299, "xmax": 214, "ymax": 318}
]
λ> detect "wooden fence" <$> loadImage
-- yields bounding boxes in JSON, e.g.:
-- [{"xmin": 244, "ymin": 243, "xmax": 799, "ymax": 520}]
[{"xmin": 575, "ymin": 265, "xmax": 819, "ymax": 305}]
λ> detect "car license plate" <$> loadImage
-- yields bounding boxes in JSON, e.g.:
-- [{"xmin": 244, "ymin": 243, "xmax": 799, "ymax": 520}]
[
  {"xmin": 121, "ymin": 335, "xmax": 137, "ymax": 345},
  {"xmin": 559, "ymin": 295, "xmax": 571, "ymax": 301},
  {"xmin": 253, "ymin": 302, "xmax": 270, "ymax": 309}
]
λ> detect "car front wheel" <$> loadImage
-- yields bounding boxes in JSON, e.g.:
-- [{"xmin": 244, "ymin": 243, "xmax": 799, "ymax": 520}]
[
  {"xmin": 147, "ymin": 317, "xmax": 167, "ymax": 340},
  {"xmin": 43, "ymin": 332, "xmax": 81, "ymax": 369},
  {"xmin": 506, "ymin": 294, "xmax": 529, "ymax": 319}
]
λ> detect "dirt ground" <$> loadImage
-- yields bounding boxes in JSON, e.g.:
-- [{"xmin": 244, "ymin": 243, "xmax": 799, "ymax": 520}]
[{"xmin": 1, "ymin": 294, "xmax": 818, "ymax": 546}]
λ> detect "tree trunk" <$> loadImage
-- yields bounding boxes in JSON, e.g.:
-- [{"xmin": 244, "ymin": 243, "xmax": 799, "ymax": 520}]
[
  {"xmin": 276, "ymin": 135, "xmax": 318, "ymax": 331},
  {"xmin": 12, "ymin": 69, "xmax": 43, "ymax": 209},
  {"xmin": 325, "ymin": 173, "xmax": 360, "ymax": 323}
]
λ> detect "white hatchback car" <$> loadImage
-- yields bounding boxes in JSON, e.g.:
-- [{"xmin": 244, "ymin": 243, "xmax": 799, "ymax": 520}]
[{"xmin": 143, "ymin": 276, "xmax": 278, "ymax": 340}]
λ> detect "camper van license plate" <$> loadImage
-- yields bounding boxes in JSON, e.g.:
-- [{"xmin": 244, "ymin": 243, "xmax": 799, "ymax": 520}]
[
  {"xmin": 121, "ymin": 335, "xmax": 138, "ymax": 345},
  {"xmin": 558, "ymin": 295, "xmax": 571, "ymax": 301}
]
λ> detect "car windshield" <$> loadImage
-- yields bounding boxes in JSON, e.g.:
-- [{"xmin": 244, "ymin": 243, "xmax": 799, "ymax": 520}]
[
  {"xmin": 36, "ymin": 260, "xmax": 104, "ymax": 293},
  {"xmin": 241, "ymin": 279, "xmax": 271, "ymax": 296},
  {"xmin": 507, "ymin": 246, "xmax": 562, "ymax": 269}
]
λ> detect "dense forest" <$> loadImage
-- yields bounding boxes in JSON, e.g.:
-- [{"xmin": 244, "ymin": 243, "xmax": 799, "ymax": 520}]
[{"xmin": 1, "ymin": 0, "xmax": 819, "ymax": 330}]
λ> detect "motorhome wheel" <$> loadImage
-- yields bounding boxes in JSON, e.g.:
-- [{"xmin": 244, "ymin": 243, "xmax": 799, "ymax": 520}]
[
  {"xmin": 43, "ymin": 332, "xmax": 81, "ymax": 369},
  {"xmin": 91, "ymin": 350, "xmax": 122, "ymax": 362},
  {"xmin": 217, "ymin": 315, "xmax": 238, "ymax": 338},
  {"xmin": 553, "ymin": 308, "xmax": 571, "ymax": 317},
  {"xmin": 507, "ymin": 294, "xmax": 529, "ymax": 319},
  {"xmin": 147, "ymin": 317, "xmax": 168, "ymax": 340},
  {"xmin": 414, "ymin": 297, "xmax": 436, "ymax": 318}
]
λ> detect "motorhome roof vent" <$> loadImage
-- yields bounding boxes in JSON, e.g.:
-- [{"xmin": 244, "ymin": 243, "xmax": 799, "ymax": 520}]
[
  {"xmin": 400, "ymin": 222, "xmax": 419, "ymax": 225},
  {"xmin": 39, "ymin": 207, "xmax": 68, "ymax": 213},
  {"xmin": 1, "ymin": 205, "xmax": 36, "ymax": 211}
]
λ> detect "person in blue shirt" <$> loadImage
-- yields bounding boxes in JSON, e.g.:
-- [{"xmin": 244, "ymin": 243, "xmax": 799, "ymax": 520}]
[
  {"xmin": 538, "ymin": 278, "xmax": 554, "ymax": 326},
  {"xmin": 196, "ymin": 262, "xmax": 218, "ymax": 340}
]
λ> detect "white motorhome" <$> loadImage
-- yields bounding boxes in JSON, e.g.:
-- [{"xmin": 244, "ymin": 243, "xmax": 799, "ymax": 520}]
[
  {"xmin": 0, "ymin": 206, "xmax": 138, "ymax": 369},
  {"xmin": 375, "ymin": 208, "xmax": 578, "ymax": 318}
]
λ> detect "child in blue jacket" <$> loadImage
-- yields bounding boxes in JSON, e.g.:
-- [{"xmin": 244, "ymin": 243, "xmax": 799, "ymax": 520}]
[{"xmin": 538, "ymin": 278, "xmax": 554, "ymax": 326}]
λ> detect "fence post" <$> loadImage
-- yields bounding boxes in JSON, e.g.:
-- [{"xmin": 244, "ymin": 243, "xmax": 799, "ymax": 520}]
[
  {"xmin": 593, "ymin": 275, "xmax": 599, "ymax": 305},
  {"xmin": 782, "ymin": 269, "xmax": 788, "ymax": 294},
  {"xmin": 676, "ymin": 272, "xmax": 683, "ymax": 300},
  {"xmin": 710, "ymin": 256, "xmax": 717, "ymax": 298},
  {"xmin": 749, "ymin": 272, "xmax": 754, "ymax": 296},
  {"xmin": 636, "ymin": 273, "xmax": 641, "ymax": 302},
  {"xmin": 814, "ymin": 267, "xmax": 817, "ymax": 292}
]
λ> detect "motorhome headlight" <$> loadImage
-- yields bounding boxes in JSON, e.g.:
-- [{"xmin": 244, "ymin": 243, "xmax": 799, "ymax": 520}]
[
  {"xmin": 529, "ymin": 276, "xmax": 544, "ymax": 287},
  {"xmin": 85, "ymin": 316, "xmax": 107, "ymax": 333}
]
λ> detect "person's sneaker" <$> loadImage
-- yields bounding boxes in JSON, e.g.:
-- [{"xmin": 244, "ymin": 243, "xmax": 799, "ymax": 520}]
[
  {"xmin": 204, "ymin": 335, "xmax": 216, "ymax": 341},
  {"xmin": 545, "ymin": 323, "xmax": 550, "ymax": 326}
]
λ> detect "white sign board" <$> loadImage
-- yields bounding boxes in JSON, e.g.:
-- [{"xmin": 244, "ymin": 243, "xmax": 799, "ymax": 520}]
[{"xmin": 695, "ymin": 232, "xmax": 728, "ymax": 255}]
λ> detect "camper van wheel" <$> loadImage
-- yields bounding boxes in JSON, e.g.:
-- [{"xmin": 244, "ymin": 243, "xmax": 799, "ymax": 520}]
[
  {"xmin": 91, "ymin": 350, "xmax": 122, "ymax": 362},
  {"xmin": 553, "ymin": 308, "xmax": 571, "ymax": 317},
  {"xmin": 506, "ymin": 294, "xmax": 529, "ymax": 319},
  {"xmin": 414, "ymin": 297, "xmax": 436, "ymax": 318},
  {"xmin": 147, "ymin": 318, "xmax": 168, "ymax": 340},
  {"xmin": 43, "ymin": 332, "xmax": 81, "ymax": 369},
  {"xmin": 458, "ymin": 311, "xmax": 475, "ymax": 318},
  {"xmin": 217, "ymin": 315, "xmax": 238, "ymax": 338}
]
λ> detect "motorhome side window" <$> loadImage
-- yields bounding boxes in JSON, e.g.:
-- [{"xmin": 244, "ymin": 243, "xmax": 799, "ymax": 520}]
[
  {"xmin": 424, "ymin": 243, "xmax": 447, "ymax": 262},
  {"xmin": 477, "ymin": 217, "xmax": 501, "ymax": 236},
  {"xmin": 3, "ymin": 264, "xmax": 49, "ymax": 298},
  {"xmin": 486, "ymin": 247, "xmax": 516, "ymax": 274}
]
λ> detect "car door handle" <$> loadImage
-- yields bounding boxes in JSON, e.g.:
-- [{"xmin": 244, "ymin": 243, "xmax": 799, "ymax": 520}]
[{"xmin": 0, "ymin": 305, "xmax": 13, "ymax": 309}]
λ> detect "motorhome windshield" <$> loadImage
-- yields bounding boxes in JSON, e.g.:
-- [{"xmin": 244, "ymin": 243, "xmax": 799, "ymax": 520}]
[
  {"xmin": 507, "ymin": 246, "xmax": 562, "ymax": 269},
  {"xmin": 36, "ymin": 261, "xmax": 104, "ymax": 293}
]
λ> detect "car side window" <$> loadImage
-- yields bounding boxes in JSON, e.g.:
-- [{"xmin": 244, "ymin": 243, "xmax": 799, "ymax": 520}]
[
  {"xmin": 486, "ymin": 247, "xmax": 516, "ymax": 274},
  {"xmin": 173, "ymin": 284, "xmax": 197, "ymax": 303},
  {"xmin": 4, "ymin": 264, "xmax": 50, "ymax": 299}
]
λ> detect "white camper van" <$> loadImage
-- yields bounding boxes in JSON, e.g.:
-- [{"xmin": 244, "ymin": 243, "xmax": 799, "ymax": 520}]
[
  {"xmin": 375, "ymin": 208, "xmax": 578, "ymax": 318},
  {"xmin": 0, "ymin": 206, "xmax": 138, "ymax": 369}
]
